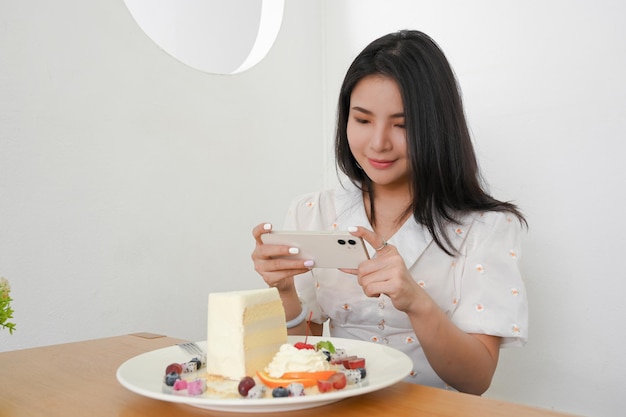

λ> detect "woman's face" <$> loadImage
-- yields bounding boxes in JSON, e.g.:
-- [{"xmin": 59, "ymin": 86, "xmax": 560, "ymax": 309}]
[{"xmin": 347, "ymin": 75, "xmax": 409, "ymax": 191}]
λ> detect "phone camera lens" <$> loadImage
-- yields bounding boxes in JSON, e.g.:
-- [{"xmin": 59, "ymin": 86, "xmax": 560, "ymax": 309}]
[
  {"xmin": 348, "ymin": 239, "xmax": 356, "ymax": 245},
  {"xmin": 337, "ymin": 239, "xmax": 346, "ymax": 245}
]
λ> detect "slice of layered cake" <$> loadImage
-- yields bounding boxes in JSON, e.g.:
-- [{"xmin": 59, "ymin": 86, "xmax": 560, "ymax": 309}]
[{"xmin": 206, "ymin": 287, "xmax": 287, "ymax": 380}]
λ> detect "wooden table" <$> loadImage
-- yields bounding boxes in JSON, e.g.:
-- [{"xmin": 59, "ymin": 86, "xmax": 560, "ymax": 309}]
[{"xmin": 0, "ymin": 333, "xmax": 576, "ymax": 417}]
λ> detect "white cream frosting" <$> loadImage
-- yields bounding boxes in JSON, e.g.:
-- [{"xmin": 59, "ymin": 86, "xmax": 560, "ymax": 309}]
[{"xmin": 265, "ymin": 343, "xmax": 330, "ymax": 377}]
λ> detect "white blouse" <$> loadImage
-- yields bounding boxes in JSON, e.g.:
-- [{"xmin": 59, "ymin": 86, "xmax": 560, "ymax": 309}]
[{"xmin": 283, "ymin": 182, "xmax": 528, "ymax": 389}]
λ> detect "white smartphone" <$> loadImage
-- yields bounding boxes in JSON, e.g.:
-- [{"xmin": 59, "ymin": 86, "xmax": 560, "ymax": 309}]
[{"xmin": 261, "ymin": 231, "xmax": 370, "ymax": 269}]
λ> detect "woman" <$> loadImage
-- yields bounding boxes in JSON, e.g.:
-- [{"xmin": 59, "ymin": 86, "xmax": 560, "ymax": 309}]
[{"xmin": 252, "ymin": 30, "xmax": 528, "ymax": 395}]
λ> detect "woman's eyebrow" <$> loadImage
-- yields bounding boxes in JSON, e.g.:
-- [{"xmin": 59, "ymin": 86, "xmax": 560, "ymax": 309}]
[
  {"xmin": 351, "ymin": 106, "xmax": 404, "ymax": 118},
  {"xmin": 351, "ymin": 106, "xmax": 373, "ymax": 115}
]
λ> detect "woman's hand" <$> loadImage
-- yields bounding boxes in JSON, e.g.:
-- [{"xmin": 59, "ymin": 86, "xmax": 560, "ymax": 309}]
[
  {"xmin": 345, "ymin": 226, "xmax": 501, "ymax": 394},
  {"xmin": 252, "ymin": 223, "xmax": 320, "ymax": 336},
  {"xmin": 251, "ymin": 223, "xmax": 314, "ymax": 292},
  {"xmin": 341, "ymin": 226, "xmax": 425, "ymax": 314}
]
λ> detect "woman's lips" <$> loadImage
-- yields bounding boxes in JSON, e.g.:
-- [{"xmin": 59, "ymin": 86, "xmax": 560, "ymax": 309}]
[{"xmin": 368, "ymin": 158, "xmax": 395, "ymax": 169}]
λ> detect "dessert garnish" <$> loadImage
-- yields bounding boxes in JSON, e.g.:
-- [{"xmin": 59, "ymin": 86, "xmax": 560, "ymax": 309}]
[{"xmin": 161, "ymin": 335, "xmax": 367, "ymax": 399}]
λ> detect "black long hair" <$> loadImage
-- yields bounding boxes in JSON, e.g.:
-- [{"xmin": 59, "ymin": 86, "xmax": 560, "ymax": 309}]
[{"xmin": 335, "ymin": 30, "xmax": 526, "ymax": 255}]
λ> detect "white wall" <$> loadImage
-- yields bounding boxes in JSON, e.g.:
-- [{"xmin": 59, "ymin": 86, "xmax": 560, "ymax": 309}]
[
  {"xmin": 321, "ymin": 1, "xmax": 626, "ymax": 417},
  {"xmin": 1, "ymin": 1, "xmax": 625, "ymax": 417},
  {"xmin": 0, "ymin": 0, "xmax": 324, "ymax": 347}
]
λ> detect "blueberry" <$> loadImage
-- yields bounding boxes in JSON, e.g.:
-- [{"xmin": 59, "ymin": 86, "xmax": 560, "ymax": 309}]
[
  {"xmin": 164, "ymin": 371, "xmax": 180, "ymax": 386},
  {"xmin": 272, "ymin": 386, "xmax": 290, "ymax": 398},
  {"xmin": 357, "ymin": 367, "xmax": 367, "ymax": 379}
]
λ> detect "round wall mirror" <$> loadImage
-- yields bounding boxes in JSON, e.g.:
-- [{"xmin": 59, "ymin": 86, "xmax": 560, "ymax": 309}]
[{"xmin": 123, "ymin": 0, "xmax": 285, "ymax": 74}]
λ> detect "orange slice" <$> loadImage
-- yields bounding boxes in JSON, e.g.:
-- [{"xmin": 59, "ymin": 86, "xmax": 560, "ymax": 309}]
[
  {"xmin": 256, "ymin": 370, "xmax": 337, "ymax": 388},
  {"xmin": 281, "ymin": 370, "xmax": 337, "ymax": 380}
]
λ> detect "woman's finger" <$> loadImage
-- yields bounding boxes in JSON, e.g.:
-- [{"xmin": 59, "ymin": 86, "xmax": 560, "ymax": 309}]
[
  {"xmin": 257, "ymin": 266, "xmax": 310, "ymax": 286},
  {"xmin": 252, "ymin": 222, "xmax": 273, "ymax": 243},
  {"xmin": 348, "ymin": 226, "xmax": 389, "ymax": 254}
]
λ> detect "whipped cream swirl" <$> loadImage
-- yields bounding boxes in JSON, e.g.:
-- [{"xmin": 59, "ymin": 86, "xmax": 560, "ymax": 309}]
[{"xmin": 265, "ymin": 344, "xmax": 330, "ymax": 377}]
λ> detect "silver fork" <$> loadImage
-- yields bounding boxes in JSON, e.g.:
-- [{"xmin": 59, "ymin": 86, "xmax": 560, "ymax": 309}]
[
  {"xmin": 177, "ymin": 341, "xmax": 207, "ymax": 370},
  {"xmin": 177, "ymin": 341, "xmax": 204, "ymax": 356}
]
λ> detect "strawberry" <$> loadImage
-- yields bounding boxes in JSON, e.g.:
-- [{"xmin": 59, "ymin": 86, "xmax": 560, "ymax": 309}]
[
  {"xmin": 294, "ymin": 342, "xmax": 315, "ymax": 350},
  {"xmin": 329, "ymin": 372, "xmax": 347, "ymax": 390},
  {"xmin": 317, "ymin": 379, "xmax": 333, "ymax": 393},
  {"xmin": 345, "ymin": 357, "xmax": 366, "ymax": 369},
  {"xmin": 340, "ymin": 356, "xmax": 358, "ymax": 367}
]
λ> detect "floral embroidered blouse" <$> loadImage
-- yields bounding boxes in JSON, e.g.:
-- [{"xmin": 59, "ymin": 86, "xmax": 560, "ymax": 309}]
[{"xmin": 283, "ymin": 182, "xmax": 529, "ymax": 389}]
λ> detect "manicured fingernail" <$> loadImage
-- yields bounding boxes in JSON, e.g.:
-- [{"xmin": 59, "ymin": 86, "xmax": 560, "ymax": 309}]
[
  {"xmin": 348, "ymin": 226, "xmax": 358, "ymax": 232},
  {"xmin": 289, "ymin": 247, "xmax": 299, "ymax": 254},
  {"xmin": 304, "ymin": 260, "xmax": 315, "ymax": 268},
  {"xmin": 263, "ymin": 223, "xmax": 272, "ymax": 231}
]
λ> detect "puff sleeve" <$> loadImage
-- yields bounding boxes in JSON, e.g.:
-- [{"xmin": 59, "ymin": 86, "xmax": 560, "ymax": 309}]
[{"xmin": 450, "ymin": 212, "xmax": 528, "ymax": 347}]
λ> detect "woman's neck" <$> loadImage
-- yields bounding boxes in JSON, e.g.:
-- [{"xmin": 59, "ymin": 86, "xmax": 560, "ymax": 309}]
[{"xmin": 364, "ymin": 184, "xmax": 413, "ymax": 241}]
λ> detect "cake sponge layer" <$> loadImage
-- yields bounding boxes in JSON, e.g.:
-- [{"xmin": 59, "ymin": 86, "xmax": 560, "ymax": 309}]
[{"xmin": 206, "ymin": 288, "xmax": 287, "ymax": 380}]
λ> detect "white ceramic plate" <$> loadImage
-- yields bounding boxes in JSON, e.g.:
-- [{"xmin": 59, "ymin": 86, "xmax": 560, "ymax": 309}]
[{"xmin": 117, "ymin": 335, "xmax": 412, "ymax": 413}]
